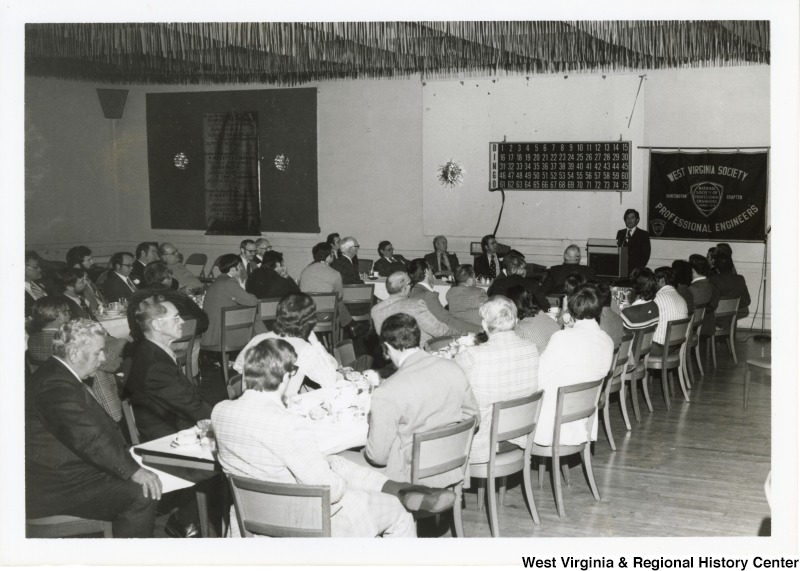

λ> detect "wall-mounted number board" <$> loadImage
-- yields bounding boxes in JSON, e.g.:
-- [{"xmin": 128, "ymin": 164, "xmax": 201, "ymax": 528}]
[{"xmin": 490, "ymin": 141, "xmax": 631, "ymax": 191}]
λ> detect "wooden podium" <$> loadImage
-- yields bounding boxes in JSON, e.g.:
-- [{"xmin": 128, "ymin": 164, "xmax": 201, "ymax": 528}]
[{"xmin": 586, "ymin": 239, "xmax": 628, "ymax": 280}]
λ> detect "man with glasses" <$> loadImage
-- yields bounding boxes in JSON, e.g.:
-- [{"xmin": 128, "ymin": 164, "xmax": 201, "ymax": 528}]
[
  {"xmin": 125, "ymin": 295, "xmax": 212, "ymax": 538},
  {"xmin": 101, "ymin": 251, "xmax": 138, "ymax": 303},
  {"xmin": 25, "ymin": 251, "xmax": 48, "ymax": 318},
  {"xmin": 239, "ymin": 239, "xmax": 259, "ymax": 278},
  {"xmin": 159, "ymin": 243, "xmax": 202, "ymax": 292},
  {"xmin": 330, "ymin": 236, "xmax": 364, "ymax": 285},
  {"xmin": 254, "ymin": 237, "xmax": 272, "ymax": 267}
]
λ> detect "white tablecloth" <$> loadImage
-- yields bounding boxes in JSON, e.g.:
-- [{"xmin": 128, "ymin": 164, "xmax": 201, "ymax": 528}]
[
  {"xmin": 370, "ymin": 277, "xmax": 489, "ymax": 306},
  {"xmin": 98, "ymin": 313, "xmax": 130, "ymax": 339}
]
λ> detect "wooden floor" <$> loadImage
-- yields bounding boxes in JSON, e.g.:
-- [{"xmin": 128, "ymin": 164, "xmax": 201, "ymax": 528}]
[
  {"xmin": 187, "ymin": 335, "xmax": 771, "ymax": 539},
  {"xmin": 452, "ymin": 335, "xmax": 772, "ymax": 538}
]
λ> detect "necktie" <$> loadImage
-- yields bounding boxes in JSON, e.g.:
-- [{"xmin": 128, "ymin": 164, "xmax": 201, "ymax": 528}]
[
  {"xmin": 389, "ymin": 257, "xmax": 396, "ymax": 263},
  {"xmin": 126, "ymin": 277, "xmax": 136, "ymax": 291},
  {"xmin": 29, "ymin": 281, "xmax": 46, "ymax": 299},
  {"xmin": 489, "ymin": 256, "xmax": 497, "ymax": 279},
  {"xmin": 440, "ymin": 253, "xmax": 449, "ymax": 271},
  {"xmin": 80, "ymin": 296, "xmax": 97, "ymax": 321},
  {"xmin": 625, "ymin": 230, "xmax": 632, "ymax": 246}
]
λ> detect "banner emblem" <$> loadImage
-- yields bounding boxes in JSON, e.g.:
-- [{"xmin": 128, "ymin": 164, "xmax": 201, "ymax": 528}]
[
  {"xmin": 650, "ymin": 219, "xmax": 667, "ymax": 237},
  {"xmin": 689, "ymin": 181, "xmax": 724, "ymax": 218}
]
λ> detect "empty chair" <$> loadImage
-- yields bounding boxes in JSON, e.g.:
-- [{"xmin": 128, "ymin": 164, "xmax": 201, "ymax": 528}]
[
  {"xmin": 227, "ymin": 474, "xmax": 331, "ymax": 537},
  {"xmin": 411, "ymin": 416, "xmax": 478, "ymax": 537},
  {"xmin": 626, "ymin": 324, "xmax": 657, "ymax": 422},
  {"xmin": 599, "ymin": 338, "xmax": 632, "ymax": 450},
  {"xmin": 172, "ymin": 318, "xmax": 198, "ymax": 383},
  {"xmin": 684, "ymin": 306, "xmax": 707, "ymax": 387},
  {"xmin": 546, "ymin": 295, "xmax": 564, "ymax": 309},
  {"xmin": 342, "ymin": 283, "xmax": 375, "ymax": 324},
  {"xmin": 27, "ymin": 515, "xmax": 113, "ymax": 538},
  {"xmin": 643, "ymin": 317, "xmax": 691, "ymax": 411},
  {"xmin": 184, "ymin": 253, "xmax": 208, "ymax": 279},
  {"xmin": 423, "ymin": 335, "xmax": 459, "ymax": 352},
  {"xmin": 200, "ymin": 305, "xmax": 257, "ymax": 385},
  {"xmin": 257, "ymin": 297, "xmax": 281, "ymax": 331},
  {"xmin": 743, "ymin": 358, "xmax": 771, "ymax": 411},
  {"xmin": 468, "ymin": 391, "xmax": 544, "ymax": 537},
  {"xmin": 530, "ymin": 379, "xmax": 604, "ymax": 518},
  {"xmin": 707, "ymin": 297, "xmax": 741, "ymax": 367},
  {"xmin": 306, "ymin": 292, "xmax": 339, "ymax": 350}
]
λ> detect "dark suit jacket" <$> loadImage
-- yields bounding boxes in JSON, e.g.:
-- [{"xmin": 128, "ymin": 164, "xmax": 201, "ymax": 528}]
[
  {"xmin": 25, "ymin": 357, "xmax": 140, "ymax": 516},
  {"xmin": 245, "ymin": 266, "xmax": 301, "ymax": 299},
  {"xmin": 101, "ymin": 271, "xmax": 137, "ymax": 303},
  {"xmin": 330, "ymin": 255, "xmax": 364, "ymax": 285},
  {"xmin": 124, "ymin": 339, "xmax": 212, "ymax": 441},
  {"xmin": 127, "ymin": 285, "xmax": 209, "ymax": 341},
  {"xmin": 710, "ymin": 272, "xmax": 751, "ymax": 317},
  {"xmin": 64, "ymin": 295, "xmax": 95, "ymax": 321},
  {"xmin": 424, "ymin": 251, "xmax": 460, "ymax": 275},
  {"xmin": 473, "ymin": 254, "xmax": 504, "ymax": 278},
  {"xmin": 372, "ymin": 255, "xmax": 410, "ymax": 278},
  {"xmin": 487, "ymin": 274, "xmax": 551, "ymax": 312},
  {"xmin": 541, "ymin": 264, "xmax": 597, "ymax": 295},
  {"xmin": 129, "ymin": 260, "xmax": 147, "ymax": 288},
  {"xmin": 616, "ymin": 227, "xmax": 651, "ymax": 272}
]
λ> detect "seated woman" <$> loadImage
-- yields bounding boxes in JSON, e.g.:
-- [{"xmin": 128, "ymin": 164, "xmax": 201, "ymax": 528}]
[
  {"xmin": 200, "ymin": 254, "xmax": 266, "ymax": 349},
  {"xmin": 620, "ymin": 267, "xmax": 659, "ymax": 332},
  {"xmin": 246, "ymin": 250, "xmax": 300, "ymax": 300},
  {"xmin": 233, "ymin": 293, "xmax": 340, "ymax": 395},
  {"xmin": 507, "ymin": 284, "xmax": 560, "ymax": 355},
  {"xmin": 212, "ymin": 337, "xmax": 457, "ymax": 538},
  {"xmin": 372, "ymin": 241, "xmax": 410, "ymax": 277},
  {"xmin": 27, "ymin": 296, "xmax": 126, "ymax": 423},
  {"xmin": 559, "ymin": 272, "xmax": 588, "ymax": 328}
]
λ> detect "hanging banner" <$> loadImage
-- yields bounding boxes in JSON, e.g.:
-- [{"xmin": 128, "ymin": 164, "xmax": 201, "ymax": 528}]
[
  {"xmin": 204, "ymin": 111, "xmax": 261, "ymax": 235},
  {"xmin": 647, "ymin": 151, "xmax": 768, "ymax": 242}
]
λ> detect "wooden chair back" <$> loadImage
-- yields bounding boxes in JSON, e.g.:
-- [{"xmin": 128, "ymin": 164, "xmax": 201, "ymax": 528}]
[
  {"xmin": 184, "ymin": 253, "xmax": 208, "ymax": 278},
  {"xmin": 257, "ymin": 297, "xmax": 281, "ymax": 331},
  {"xmin": 687, "ymin": 306, "xmax": 706, "ymax": 347},
  {"xmin": 546, "ymin": 295, "xmax": 564, "ymax": 309},
  {"xmin": 227, "ymin": 474, "xmax": 331, "ymax": 538},
  {"xmin": 333, "ymin": 339, "xmax": 356, "ymax": 368},
  {"xmin": 357, "ymin": 258, "xmax": 374, "ymax": 275},
  {"xmin": 423, "ymin": 335, "xmax": 458, "ymax": 352},
  {"xmin": 220, "ymin": 306, "xmax": 257, "ymax": 353},
  {"xmin": 227, "ymin": 373, "xmax": 243, "ymax": 400},
  {"xmin": 342, "ymin": 283, "xmax": 375, "ymax": 322},
  {"xmin": 121, "ymin": 399, "xmax": 140, "ymax": 445},
  {"xmin": 552, "ymin": 379, "xmax": 604, "ymax": 447},
  {"xmin": 713, "ymin": 297, "xmax": 741, "ymax": 333},
  {"xmin": 27, "ymin": 515, "xmax": 113, "ymax": 538},
  {"xmin": 411, "ymin": 416, "xmax": 478, "ymax": 483},
  {"xmin": 173, "ymin": 318, "xmax": 198, "ymax": 380},
  {"xmin": 490, "ymin": 390, "xmax": 544, "ymax": 450},
  {"xmin": 307, "ymin": 293, "xmax": 339, "ymax": 347}
]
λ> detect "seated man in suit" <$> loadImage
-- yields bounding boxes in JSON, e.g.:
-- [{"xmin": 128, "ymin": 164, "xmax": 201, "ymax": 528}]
[
  {"xmin": 66, "ymin": 245, "xmax": 106, "ymax": 311},
  {"xmin": 254, "ymin": 238, "xmax": 272, "ymax": 267},
  {"xmin": 366, "ymin": 313, "xmax": 479, "ymax": 486},
  {"xmin": 158, "ymin": 243, "xmax": 203, "ymax": 293},
  {"xmin": 488, "ymin": 255, "xmax": 550, "ymax": 312},
  {"xmin": 25, "ymin": 251, "xmax": 49, "ymax": 318},
  {"xmin": 125, "ymin": 295, "xmax": 213, "ymax": 538},
  {"xmin": 473, "ymin": 234, "xmax": 504, "ymax": 280},
  {"xmin": 54, "ymin": 267, "xmax": 100, "ymax": 321},
  {"xmin": 130, "ymin": 242, "xmax": 160, "ymax": 288},
  {"xmin": 710, "ymin": 253, "xmax": 750, "ymax": 319},
  {"xmin": 101, "ymin": 251, "xmax": 138, "ymax": 303},
  {"xmin": 689, "ymin": 253, "xmax": 720, "ymax": 336},
  {"xmin": 239, "ymin": 239, "xmax": 259, "ymax": 279},
  {"xmin": 541, "ymin": 244, "xmax": 597, "ymax": 295},
  {"xmin": 212, "ymin": 337, "xmax": 457, "ymax": 537},
  {"xmin": 246, "ymin": 250, "xmax": 300, "ymax": 300},
  {"xmin": 371, "ymin": 272, "xmax": 462, "ymax": 347},
  {"xmin": 615, "ymin": 208, "xmax": 651, "ymax": 272},
  {"xmin": 372, "ymin": 241, "xmax": 410, "ymax": 277},
  {"xmin": 454, "ymin": 296, "xmax": 539, "ymax": 464},
  {"xmin": 408, "ymin": 259, "xmax": 482, "ymax": 334},
  {"xmin": 445, "ymin": 264, "xmax": 488, "ymax": 327},
  {"xmin": 424, "ymin": 235, "xmax": 460, "ymax": 278},
  {"xmin": 330, "ymin": 236, "xmax": 364, "ymax": 285},
  {"xmin": 26, "ymin": 319, "xmax": 161, "ymax": 537},
  {"xmin": 299, "ymin": 242, "xmax": 354, "ymax": 333},
  {"xmin": 326, "ymin": 232, "xmax": 342, "ymax": 260}
]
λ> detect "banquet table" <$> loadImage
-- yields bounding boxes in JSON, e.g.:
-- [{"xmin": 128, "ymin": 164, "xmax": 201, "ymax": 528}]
[
  {"xmin": 370, "ymin": 276, "xmax": 490, "ymax": 306},
  {"xmin": 97, "ymin": 312, "xmax": 130, "ymax": 339}
]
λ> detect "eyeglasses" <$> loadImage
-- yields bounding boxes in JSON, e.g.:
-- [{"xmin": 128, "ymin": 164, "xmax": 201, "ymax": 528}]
[
  {"xmin": 287, "ymin": 365, "xmax": 299, "ymax": 376},
  {"xmin": 157, "ymin": 315, "xmax": 183, "ymax": 323},
  {"xmin": 120, "ymin": 263, "xmax": 134, "ymax": 268},
  {"xmin": 245, "ymin": 249, "xmax": 256, "ymax": 254},
  {"xmin": 26, "ymin": 264, "xmax": 41, "ymax": 270}
]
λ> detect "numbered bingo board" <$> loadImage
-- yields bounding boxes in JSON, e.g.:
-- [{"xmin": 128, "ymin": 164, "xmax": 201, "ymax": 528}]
[{"xmin": 490, "ymin": 141, "xmax": 631, "ymax": 191}]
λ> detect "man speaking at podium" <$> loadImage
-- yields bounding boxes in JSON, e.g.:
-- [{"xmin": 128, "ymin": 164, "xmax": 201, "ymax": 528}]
[{"xmin": 616, "ymin": 209, "xmax": 651, "ymax": 272}]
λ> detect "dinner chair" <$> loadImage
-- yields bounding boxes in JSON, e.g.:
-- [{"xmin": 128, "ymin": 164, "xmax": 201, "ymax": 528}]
[
  {"xmin": 172, "ymin": 318, "xmax": 198, "ymax": 384},
  {"xmin": 200, "ymin": 305, "xmax": 257, "ymax": 385},
  {"xmin": 643, "ymin": 317, "xmax": 691, "ymax": 411},
  {"xmin": 184, "ymin": 253, "xmax": 208, "ymax": 279},
  {"xmin": 684, "ymin": 306, "xmax": 707, "ymax": 387},
  {"xmin": 257, "ymin": 297, "xmax": 281, "ymax": 331},
  {"xmin": 708, "ymin": 297, "xmax": 741, "ymax": 368},
  {"xmin": 743, "ymin": 358, "xmax": 771, "ymax": 411},
  {"xmin": 530, "ymin": 378, "xmax": 605, "ymax": 519},
  {"xmin": 468, "ymin": 391, "xmax": 544, "ymax": 537},
  {"xmin": 227, "ymin": 474, "xmax": 331, "ymax": 537},
  {"xmin": 342, "ymin": 283, "xmax": 375, "ymax": 324},
  {"xmin": 333, "ymin": 339, "xmax": 373, "ymax": 371},
  {"xmin": 625, "ymin": 324, "xmax": 657, "ymax": 422},
  {"xmin": 209, "ymin": 256, "xmax": 223, "ymax": 279},
  {"xmin": 411, "ymin": 416, "xmax": 478, "ymax": 537},
  {"xmin": 423, "ymin": 335, "xmax": 459, "ymax": 352},
  {"xmin": 121, "ymin": 398, "xmax": 141, "ymax": 445},
  {"xmin": 27, "ymin": 515, "xmax": 113, "ymax": 538},
  {"xmin": 227, "ymin": 373, "xmax": 244, "ymax": 400},
  {"xmin": 357, "ymin": 258, "xmax": 374, "ymax": 276},
  {"xmin": 599, "ymin": 339, "xmax": 631, "ymax": 451},
  {"xmin": 306, "ymin": 292, "xmax": 339, "ymax": 351},
  {"xmin": 546, "ymin": 295, "xmax": 564, "ymax": 310}
]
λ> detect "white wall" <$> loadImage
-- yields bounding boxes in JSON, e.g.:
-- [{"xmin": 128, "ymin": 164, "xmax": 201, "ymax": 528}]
[{"xmin": 25, "ymin": 64, "xmax": 771, "ymax": 326}]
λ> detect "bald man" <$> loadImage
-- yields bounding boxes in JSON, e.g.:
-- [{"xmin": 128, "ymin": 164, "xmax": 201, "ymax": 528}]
[{"xmin": 541, "ymin": 244, "xmax": 597, "ymax": 295}]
